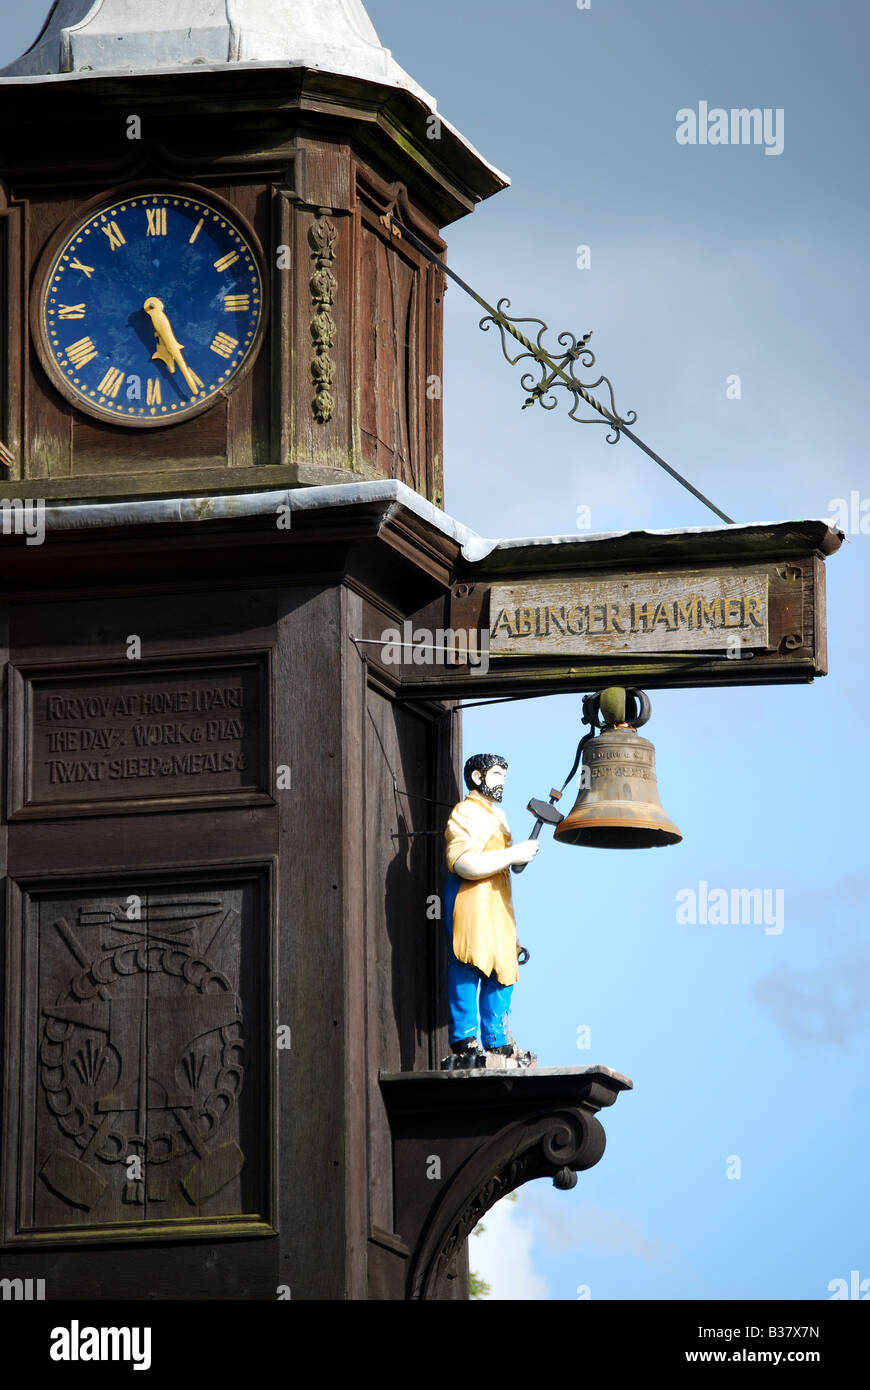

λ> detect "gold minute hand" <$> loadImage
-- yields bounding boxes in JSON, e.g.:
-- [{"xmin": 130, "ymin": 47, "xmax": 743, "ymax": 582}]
[{"xmin": 143, "ymin": 297, "xmax": 204, "ymax": 399}]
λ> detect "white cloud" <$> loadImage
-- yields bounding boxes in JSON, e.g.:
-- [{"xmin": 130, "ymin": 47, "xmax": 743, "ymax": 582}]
[
  {"xmin": 521, "ymin": 1189, "xmax": 681, "ymax": 1268},
  {"xmin": 470, "ymin": 1197, "xmax": 551, "ymax": 1301}
]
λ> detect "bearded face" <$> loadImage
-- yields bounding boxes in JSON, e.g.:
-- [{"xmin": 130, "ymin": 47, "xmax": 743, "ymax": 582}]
[{"xmin": 473, "ymin": 765, "xmax": 506, "ymax": 802}]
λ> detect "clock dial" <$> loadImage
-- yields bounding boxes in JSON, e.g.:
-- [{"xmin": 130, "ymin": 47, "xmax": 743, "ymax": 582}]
[{"xmin": 39, "ymin": 193, "xmax": 264, "ymax": 426}]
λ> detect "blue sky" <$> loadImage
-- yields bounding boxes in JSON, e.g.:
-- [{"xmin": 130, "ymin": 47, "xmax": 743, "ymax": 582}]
[{"xmin": 2, "ymin": 1, "xmax": 867, "ymax": 1302}]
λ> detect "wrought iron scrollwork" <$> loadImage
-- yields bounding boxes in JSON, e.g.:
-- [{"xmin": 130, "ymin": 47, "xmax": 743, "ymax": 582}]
[
  {"xmin": 385, "ymin": 214, "xmax": 734, "ymax": 522},
  {"xmin": 479, "ymin": 299, "xmax": 637, "ymax": 443}
]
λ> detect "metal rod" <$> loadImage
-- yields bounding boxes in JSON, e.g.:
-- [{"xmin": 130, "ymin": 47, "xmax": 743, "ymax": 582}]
[
  {"xmin": 618, "ymin": 425, "xmax": 734, "ymax": 524},
  {"xmin": 388, "ymin": 216, "xmax": 735, "ymax": 526}
]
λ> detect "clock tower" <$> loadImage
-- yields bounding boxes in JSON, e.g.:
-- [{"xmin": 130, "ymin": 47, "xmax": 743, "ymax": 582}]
[{"xmin": 0, "ymin": 0, "xmax": 506, "ymax": 504}]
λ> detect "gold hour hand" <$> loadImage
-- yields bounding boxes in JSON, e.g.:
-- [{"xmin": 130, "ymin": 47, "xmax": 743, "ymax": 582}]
[{"xmin": 143, "ymin": 296, "xmax": 203, "ymax": 399}]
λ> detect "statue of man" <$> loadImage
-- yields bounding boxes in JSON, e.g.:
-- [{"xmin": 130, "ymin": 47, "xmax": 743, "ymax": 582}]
[{"xmin": 443, "ymin": 753, "xmax": 539, "ymax": 1065}]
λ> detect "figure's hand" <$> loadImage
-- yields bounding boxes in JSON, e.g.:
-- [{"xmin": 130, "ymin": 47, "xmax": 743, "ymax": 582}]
[{"xmin": 510, "ymin": 839, "xmax": 540, "ymax": 867}]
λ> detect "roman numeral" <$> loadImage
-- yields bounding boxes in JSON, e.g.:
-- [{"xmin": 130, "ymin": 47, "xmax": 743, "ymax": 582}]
[
  {"xmin": 210, "ymin": 332, "xmax": 238, "ymax": 358},
  {"xmin": 58, "ymin": 304, "xmax": 86, "ymax": 319},
  {"xmin": 102, "ymin": 221, "xmax": 126, "ymax": 251},
  {"xmin": 189, "ymin": 218, "xmax": 205, "ymax": 245},
  {"xmin": 146, "ymin": 208, "xmax": 168, "ymax": 236},
  {"xmin": 65, "ymin": 336, "xmax": 99, "ymax": 369},
  {"xmin": 147, "ymin": 378, "xmax": 162, "ymax": 405},
  {"xmin": 224, "ymin": 295, "xmax": 251, "ymax": 312},
  {"xmin": 97, "ymin": 367, "xmax": 125, "ymax": 399},
  {"xmin": 213, "ymin": 251, "xmax": 239, "ymax": 272},
  {"xmin": 69, "ymin": 258, "xmax": 95, "ymax": 278}
]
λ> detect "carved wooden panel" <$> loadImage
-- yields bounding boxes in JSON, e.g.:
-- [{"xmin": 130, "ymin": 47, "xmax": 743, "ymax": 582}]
[
  {"xmin": 4, "ymin": 871, "xmax": 271, "ymax": 1244},
  {"xmin": 10, "ymin": 655, "xmax": 271, "ymax": 819},
  {"xmin": 281, "ymin": 198, "xmax": 353, "ymax": 476}
]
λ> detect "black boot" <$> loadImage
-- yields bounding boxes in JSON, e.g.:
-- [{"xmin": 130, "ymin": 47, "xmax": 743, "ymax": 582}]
[{"xmin": 441, "ymin": 1037, "xmax": 486, "ymax": 1070}]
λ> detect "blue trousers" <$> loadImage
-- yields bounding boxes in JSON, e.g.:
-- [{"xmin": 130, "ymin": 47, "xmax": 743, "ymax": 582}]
[{"xmin": 444, "ymin": 873, "xmax": 513, "ymax": 1048}]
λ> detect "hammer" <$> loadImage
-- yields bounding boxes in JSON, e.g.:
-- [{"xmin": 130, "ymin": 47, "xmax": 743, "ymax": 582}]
[{"xmin": 511, "ymin": 790, "xmax": 564, "ymax": 873}]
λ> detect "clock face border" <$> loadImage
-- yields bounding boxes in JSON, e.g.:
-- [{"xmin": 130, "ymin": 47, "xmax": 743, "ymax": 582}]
[{"xmin": 31, "ymin": 181, "xmax": 269, "ymax": 431}]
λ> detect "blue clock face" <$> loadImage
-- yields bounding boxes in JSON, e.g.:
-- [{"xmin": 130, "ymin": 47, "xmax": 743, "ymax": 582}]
[{"xmin": 40, "ymin": 192, "xmax": 264, "ymax": 426}]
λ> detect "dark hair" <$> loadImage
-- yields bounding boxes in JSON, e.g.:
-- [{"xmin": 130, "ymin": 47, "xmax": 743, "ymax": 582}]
[{"xmin": 463, "ymin": 752, "xmax": 508, "ymax": 791}]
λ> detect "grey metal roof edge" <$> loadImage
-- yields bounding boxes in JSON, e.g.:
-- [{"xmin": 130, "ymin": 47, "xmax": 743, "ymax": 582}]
[
  {"xmin": 30, "ymin": 484, "xmax": 843, "ymax": 564},
  {"xmin": 484, "ymin": 519, "xmax": 844, "ymax": 551},
  {"xmin": 32, "ymin": 480, "xmax": 491, "ymax": 559},
  {"xmin": 0, "ymin": 58, "xmax": 422, "ymax": 85}
]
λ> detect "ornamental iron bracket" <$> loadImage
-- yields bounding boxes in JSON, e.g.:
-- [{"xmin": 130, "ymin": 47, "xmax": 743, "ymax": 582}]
[
  {"xmin": 479, "ymin": 306, "xmax": 634, "ymax": 443},
  {"xmin": 387, "ymin": 216, "xmax": 734, "ymax": 525}
]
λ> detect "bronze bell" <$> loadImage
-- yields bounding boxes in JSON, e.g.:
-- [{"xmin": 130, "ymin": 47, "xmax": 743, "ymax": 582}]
[{"xmin": 554, "ymin": 687, "xmax": 682, "ymax": 849}]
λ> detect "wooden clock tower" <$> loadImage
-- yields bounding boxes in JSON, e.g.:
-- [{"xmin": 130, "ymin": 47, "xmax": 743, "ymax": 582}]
[
  {"xmin": 0, "ymin": 0, "xmax": 507, "ymax": 504},
  {"xmin": 0, "ymin": 1, "xmax": 839, "ymax": 1305}
]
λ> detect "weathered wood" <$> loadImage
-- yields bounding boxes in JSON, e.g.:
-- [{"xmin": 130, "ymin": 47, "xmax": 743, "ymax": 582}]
[
  {"xmin": 392, "ymin": 536, "xmax": 838, "ymax": 697},
  {"xmin": 0, "ymin": 73, "xmax": 466, "ymax": 504},
  {"xmin": 11, "ymin": 658, "xmax": 268, "ymax": 820},
  {"xmin": 274, "ymin": 584, "xmax": 358, "ymax": 1298},
  {"xmin": 0, "ymin": 181, "xmax": 26, "ymax": 480},
  {"xmin": 271, "ymin": 181, "xmax": 296, "ymax": 473},
  {"xmin": 812, "ymin": 554, "xmax": 828, "ymax": 677},
  {"xmin": 488, "ymin": 570, "xmax": 773, "ymax": 657},
  {"xmin": 364, "ymin": 688, "xmax": 445, "ymax": 1239},
  {"xmin": 340, "ymin": 585, "xmax": 368, "ymax": 1299},
  {"xmin": 0, "ymin": 500, "xmax": 473, "ymax": 1296}
]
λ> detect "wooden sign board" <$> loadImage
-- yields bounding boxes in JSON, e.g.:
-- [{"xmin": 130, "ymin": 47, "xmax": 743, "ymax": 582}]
[
  {"xmin": 392, "ymin": 547, "xmax": 832, "ymax": 698},
  {"xmin": 489, "ymin": 570, "xmax": 770, "ymax": 657}
]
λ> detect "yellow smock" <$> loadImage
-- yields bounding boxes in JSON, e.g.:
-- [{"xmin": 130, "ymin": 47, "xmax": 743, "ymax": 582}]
[{"xmin": 444, "ymin": 790, "xmax": 519, "ymax": 986}]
